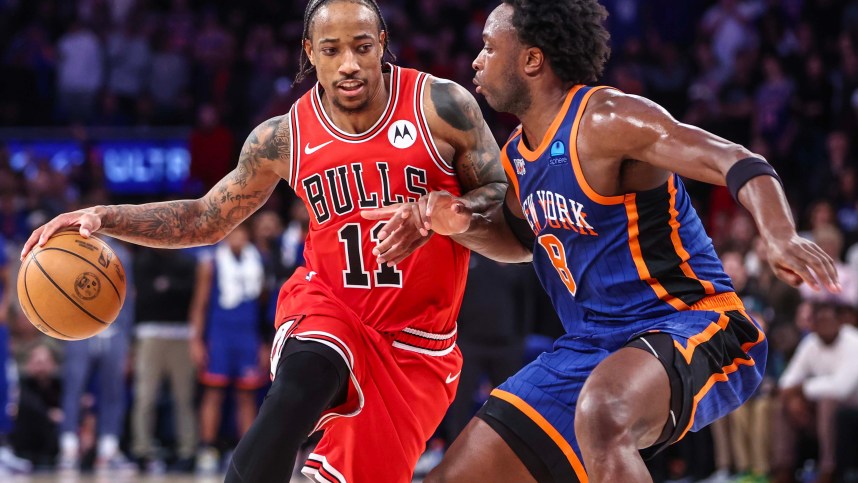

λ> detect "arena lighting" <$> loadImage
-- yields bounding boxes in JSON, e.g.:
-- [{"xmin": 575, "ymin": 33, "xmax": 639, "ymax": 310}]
[{"xmin": 2, "ymin": 128, "xmax": 192, "ymax": 195}]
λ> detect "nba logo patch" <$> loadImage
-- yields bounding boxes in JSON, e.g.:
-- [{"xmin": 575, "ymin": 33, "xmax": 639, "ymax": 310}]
[{"xmin": 514, "ymin": 158, "xmax": 526, "ymax": 176}]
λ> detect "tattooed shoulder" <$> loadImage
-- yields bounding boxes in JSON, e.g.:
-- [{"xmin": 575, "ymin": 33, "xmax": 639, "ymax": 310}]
[
  {"xmin": 234, "ymin": 115, "xmax": 291, "ymax": 188},
  {"xmin": 429, "ymin": 78, "xmax": 483, "ymax": 132}
]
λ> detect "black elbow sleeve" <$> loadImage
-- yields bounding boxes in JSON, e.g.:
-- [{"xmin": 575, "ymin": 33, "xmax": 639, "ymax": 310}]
[{"xmin": 503, "ymin": 201, "xmax": 535, "ymax": 251}]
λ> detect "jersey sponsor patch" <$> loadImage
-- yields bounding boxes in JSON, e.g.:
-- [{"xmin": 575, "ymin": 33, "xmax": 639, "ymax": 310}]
[{"xmin": 388, "ymin": 120, "xmax": 417, "ymax": 149}]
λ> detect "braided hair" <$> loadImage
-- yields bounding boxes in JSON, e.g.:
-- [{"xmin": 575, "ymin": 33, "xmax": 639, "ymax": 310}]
[{"xmin": 295, "ymin": 0, "xmax": 396, "ymax": 85}]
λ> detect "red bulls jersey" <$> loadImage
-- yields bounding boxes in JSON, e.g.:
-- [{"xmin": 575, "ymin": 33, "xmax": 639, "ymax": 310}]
[{"xmin": 284, "ymin": 64, "xmax": 469, "ymax": 334}]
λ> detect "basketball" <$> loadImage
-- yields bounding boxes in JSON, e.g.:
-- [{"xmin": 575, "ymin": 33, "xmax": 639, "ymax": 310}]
[{"xmin": 16, "ymin": 230, "xmax": 127, "ymax": 340}]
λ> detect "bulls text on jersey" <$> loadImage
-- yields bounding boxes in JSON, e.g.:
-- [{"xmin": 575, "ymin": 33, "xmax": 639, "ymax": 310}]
[{"xmin": 301, "ymin": 163, "xmax": 429, "ymax": 224}]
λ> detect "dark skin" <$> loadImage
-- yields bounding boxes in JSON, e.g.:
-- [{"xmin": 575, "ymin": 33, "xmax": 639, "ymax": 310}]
[
  {"xmin": 365, "ymin": 4, "xmax": 839, "ymax": 483},
  {"xmin": 21, "ymin": 1, "xmax": 518, "ymax": 264},
  {"xmin": 21, "ymin": 1, "xmax": 518, "ymax": 480}
]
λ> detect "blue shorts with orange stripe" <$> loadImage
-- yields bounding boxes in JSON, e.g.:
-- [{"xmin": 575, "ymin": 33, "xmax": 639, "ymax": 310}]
[{"xmin": 478, "ymin": 292, "xmax": 767, "ymax": 482}]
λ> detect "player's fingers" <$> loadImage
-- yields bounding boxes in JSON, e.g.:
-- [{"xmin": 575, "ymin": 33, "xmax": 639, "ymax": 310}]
[
  {"xmin": 36, "ymin": 221, "xmax": 64, "ymax": 248},
  {"xmin": 773, "ymin": 264, "xmax": 803, "ymax": 287},
  {"xmin": 804, "ymin": 243, "xmax": 840, "ymax": 292},
  {"xmin": 374, "ymin": 224, "xmax": 411, "ymax": 259},
  {"xmin": 21, "ymin": 226, "xmax": 46, "ymax": 259},
  {"xmin": 410, "ymin": 204, "xmax": 429, "ymax": 237},
  {"xmin": 78, "ymin": 213, "xmax": 102, "ymax": 237},
  {"xmin": 779, "ymin": 255, "xmax": 819, "ymax": 290},
  {"xmin": 425, "ymin": 191, "xmax": 441, "ymax": 217},
  {"xmin": 376, "ymin": 211, "xmax": 408, "ymax": 241},
  {"xmin": 388, "ymin": 233, "xmax": 433, "ymax": 265},
  {"xmin": 377, "ymin": 240, "xmax": 404, "ymax": 265},
  {"xmin": 417, "ymin": 196, "xmax": 431, "ymax": 231},
  {"xmin": 360, "ymin": 204, "xmax": 401, "ymax": 220}
]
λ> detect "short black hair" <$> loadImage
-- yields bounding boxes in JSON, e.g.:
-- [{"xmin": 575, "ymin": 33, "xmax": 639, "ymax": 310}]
[
  {"xmin": 503, "ymin": 0, "xmax": 611, "ymax": 85},
  {"xmin": 295, "ymin": 0, "xmax": 396, "ymax": 85}
]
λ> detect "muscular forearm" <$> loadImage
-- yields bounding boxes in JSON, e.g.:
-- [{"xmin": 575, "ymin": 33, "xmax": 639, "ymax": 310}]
[
  {"xmin": 737, "ymin": 176, "xmax": 795, "ymax": 239},
  {"xmin": 455, "ymin": 204, "xmax": 533, "ymax": 263},
  {"xmin": 96, "ymin": 199, "xmax": 233, "ymax": 248},
  {"xmin": 453, "ymin": 183, "xmax": 532, "ymax": 263}
]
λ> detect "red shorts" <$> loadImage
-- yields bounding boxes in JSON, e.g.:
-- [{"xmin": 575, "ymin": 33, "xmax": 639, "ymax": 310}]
[{"xmin": 271, "ymin": 268, "xmax": 463, "ymax": 483}]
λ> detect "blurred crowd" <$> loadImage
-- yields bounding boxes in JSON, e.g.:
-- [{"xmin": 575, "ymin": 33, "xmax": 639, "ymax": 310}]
[{"xmin": 1, "ymin": 0, "xmax": 858, "ymax": 481}]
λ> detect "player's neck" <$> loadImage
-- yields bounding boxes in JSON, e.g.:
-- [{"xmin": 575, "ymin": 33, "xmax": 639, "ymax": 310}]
[
  {"xmin": 518, "ymin": 85, "xmax": 571, "ymax": 151},
  {"xmin": 320, "ymin": 73, "xmax": 390, "ymax": 134}
]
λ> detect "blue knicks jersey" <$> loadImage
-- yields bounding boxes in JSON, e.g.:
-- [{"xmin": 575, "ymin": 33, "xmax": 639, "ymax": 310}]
[{"xmin": 501, "ymin": 86, "xmax": 734, "ymax": 336}]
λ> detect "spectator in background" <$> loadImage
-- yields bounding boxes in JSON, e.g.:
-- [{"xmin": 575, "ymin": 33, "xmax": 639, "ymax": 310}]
[
  {"xmin": 190, "ymin": 223, "xmax": 265, "ymax": 475},
  {"xmin": 55, "ymin": 20, "xmax": 103, "ymax": 123},
  {"xmin": 754, "ymin": 55, "xmax": 796, "ymax": 158},
  {"xmin": 722, "ymin": 249, "xmax": 774, "ymax": 483},
  {"xmin": 0, "ymin": 193, "xmax": 28, "ymax": 245},
  {"xmin": 106, "ymin": 18, "xmax": 152, "ymax": 121},
  {"xmin": 189, "ymin": 104, "xmax": 234, "ymax": 193},
  {"xmin": 148, "ymin": 34, "xmax": 191, "ymax": 124},
  {"xmin": 773, "ymin": 301, "xmax": 858, "ymax": 483},
  {"xmin": 700, "ymin": 0, "xmax": 761, "ymax": 76},
  {"xmin": 131, "ymin": 246, "xmax": 199, "ymax": 473},
  {"xmin": 0, "ymin": 235, "xmax": 32, "ymax": 475},
  {"xmin": 57, "ymin": 238, "xmax": 135, "ymax": 473},
  {"xmin": 800, "ymin": 224, "xmax": 858, "ymax": 307},
  {"xmin": 1, "ymin": 23, "xmax": 56, "ymax": 126},
  {"xmin": 10, "ymin": 344, "xmax": 61, "ymax": 469}
]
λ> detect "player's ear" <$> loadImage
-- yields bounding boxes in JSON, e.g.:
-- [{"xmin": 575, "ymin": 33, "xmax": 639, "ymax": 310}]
[
  {"xmin": 378, "ymin": 30, "xmax": 387, "ymax": 59},
  {"xmin": 303, "ymin": 38, "xmax": 315, "ymax": 66},
  {"xmin": 523, "ymin": 47, "xmax": 544, "ymax": 76}
]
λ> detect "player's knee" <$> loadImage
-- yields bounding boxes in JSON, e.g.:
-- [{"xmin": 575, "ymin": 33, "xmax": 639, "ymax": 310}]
[{"xmin": 575, "ymin": 382, "xmax": 636, "ymax": 448}]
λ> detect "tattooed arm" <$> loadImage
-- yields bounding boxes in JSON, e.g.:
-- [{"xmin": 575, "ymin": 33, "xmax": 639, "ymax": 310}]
[
  {"xmin": 21, "ymin": 116, "xmax": 289, "ymax": 258},
  {"xmin": 423, "ymin": 78, "xmax": 531, "ymax": 262},
  {"xmin": 363, "ymin": 78, "xmax": 531, "ymax": 263}
]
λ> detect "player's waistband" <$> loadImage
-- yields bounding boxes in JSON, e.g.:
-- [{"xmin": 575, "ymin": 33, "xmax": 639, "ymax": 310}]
[
  {"xmin": 688, "ymin": 292, "xmax": 744, "ymax": 312},
  {"xmin": 392, "ymin": 325, "xmax": 458, "ymax": 357}
]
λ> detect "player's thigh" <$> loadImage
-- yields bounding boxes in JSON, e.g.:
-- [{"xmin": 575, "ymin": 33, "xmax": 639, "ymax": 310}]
[
  {"xmin": 577, "ymin": 346, "xmax": 671, "ymax": 448},
  {"xmin": 426, "ymin": 417, "xmax": 536, "ymax": 483}
]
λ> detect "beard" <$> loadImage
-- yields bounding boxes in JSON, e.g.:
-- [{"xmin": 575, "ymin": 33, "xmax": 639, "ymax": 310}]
[
  {"xmin": 487, "ymin": 71, "xmax": 532, "ymax": 116},
  {"xmin": 331, "ymin": 94, "xmax": 371, "ymax": 113}
]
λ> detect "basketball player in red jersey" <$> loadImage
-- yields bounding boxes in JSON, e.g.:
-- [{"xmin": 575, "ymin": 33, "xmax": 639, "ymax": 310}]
[{"xmin": 20, "ymin": 1, "xmax": 530, "ymax": 481}]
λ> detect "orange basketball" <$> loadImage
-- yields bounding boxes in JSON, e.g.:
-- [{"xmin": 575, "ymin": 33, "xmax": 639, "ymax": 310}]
[{"xmin": 17, "ymin": 230, "xmax": 126, "ymax": 340}]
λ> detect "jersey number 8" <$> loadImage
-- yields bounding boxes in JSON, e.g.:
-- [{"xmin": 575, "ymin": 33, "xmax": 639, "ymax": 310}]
[{"xmin": 538, "ymin": 234, "xmax": 577, "ymax": 296}]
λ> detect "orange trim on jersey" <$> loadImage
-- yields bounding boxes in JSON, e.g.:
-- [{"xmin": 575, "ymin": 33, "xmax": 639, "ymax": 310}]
[
  {"xmin": 500, "ymin": 133, "xmax": 522, "ymax": 201},
  {"xmin": 673, "ymin": 314, "xmax": 730, "ymax": 365},
  {"xmin": 491, "ymin": 389, "xmax": 589, "ymax": 483},
  {"xmin": 677, "ymin": 355, "xmax": 758, "ymax": 441},
  {"xmin": 518, "ymin": 86, "xmax": 583, "ymax": 162},
  {"xmin": 673, "ymin": 311, "xmax": 765, "ymax": 441},
  {"xmin": 667, "ymin": 177, "xmax": 716, "ymax": 295},
  {"xmin": 624, "ymin": 194, "xmax": 690, "ymax": 311},
  {"xmin": 569, "ymin": 86, "xmax": 626, "ymax": 205},
  {"xmin": 737, "ymin": 308, "xmax": 766, "ymax": 352},
  {"xmin": 688, "ymin": 292, "xmax": 744, "ymax": 312}
]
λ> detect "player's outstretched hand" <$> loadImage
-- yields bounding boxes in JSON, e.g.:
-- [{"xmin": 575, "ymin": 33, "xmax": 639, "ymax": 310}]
[
  {"xmin": 421, "ymin": 190, "xmax": 473, "ymax": 237},
  {"xmin": 764, "ymin": 233, "xmax": 840, "ymax": 293},
  {"xmin": 361, "ymin": 201, "xmax": 433, "ymax": 266},
  {"xmin": 21, "ymin": 207, "xmax": 103, "ymax": 260}
]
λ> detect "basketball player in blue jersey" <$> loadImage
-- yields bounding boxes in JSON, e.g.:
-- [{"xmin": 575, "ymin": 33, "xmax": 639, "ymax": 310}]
[{"xmin": 364, "ymin": 1, "xmax": 841, "ymax": 481}]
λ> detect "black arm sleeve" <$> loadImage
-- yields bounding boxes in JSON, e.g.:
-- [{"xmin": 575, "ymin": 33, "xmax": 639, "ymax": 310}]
[{"xmin": 503, "ymin": 201, "xmax": 535, "ymax": 251}]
